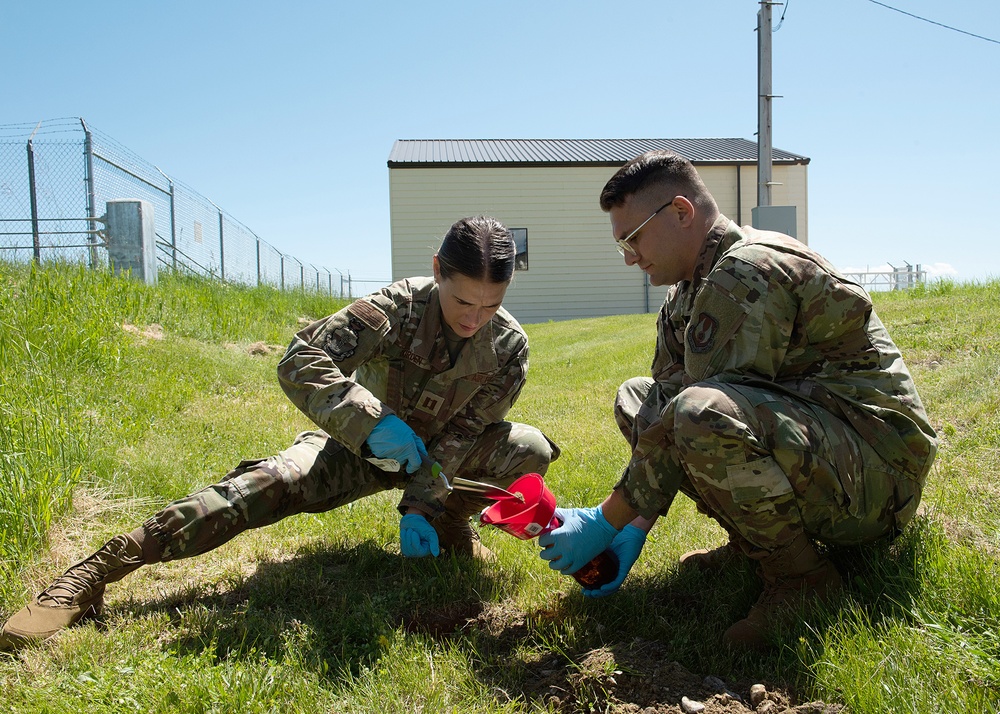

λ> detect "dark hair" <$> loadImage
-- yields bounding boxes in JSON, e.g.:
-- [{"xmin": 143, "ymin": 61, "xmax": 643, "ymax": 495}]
[
  {"xmin": 436, "ymin": 215, "xmax": 515, "ymax": 283},
  {"xmin": 599, "ymin": 150, "xmax": 715, "ymax": 213}
]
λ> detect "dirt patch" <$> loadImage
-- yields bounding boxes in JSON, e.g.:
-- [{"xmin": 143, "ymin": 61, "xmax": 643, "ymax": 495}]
[
  {"xmin": 405, "ymin": 602, "xmax": 843, "ymax": 714},
  {"xmin": 121, "ymin": 322, "xmax": 164, "ymax": 340},
  {"xmin": 521, "ymin": 640, "xmax": 843, "ymax": 714},
  {"xmin": 221, "ymin": 341, "xmax": 286, "ymax": 357},
  {"xmin": 246, "ymin": 341, "xmax": 286, "ymax": 357},
  {"xmin": 403, "ymin": 600, "xmax": 487, "ymax": 637}
]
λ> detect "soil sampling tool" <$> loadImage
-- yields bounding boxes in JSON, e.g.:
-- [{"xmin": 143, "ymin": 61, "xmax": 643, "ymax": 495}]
[
  {"xmin": 478, "ymin": 473, "xmax": 619, "ymax": 589},
  {"xmin": 429, "ymin": 459, "xmax": 524, "ymax": 502},
  {"xmin": 449, "ymin": 476, "xmax": 525, "ymax": 503}
]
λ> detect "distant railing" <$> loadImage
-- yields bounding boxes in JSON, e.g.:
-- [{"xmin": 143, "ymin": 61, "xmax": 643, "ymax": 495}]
[
  {"xmin": 0, "ymin": 118, "xmax": 347, "ymax": 295},
  {"xmin": 842, "ymin": 263, "xmax": 928, "ymax": 292}
]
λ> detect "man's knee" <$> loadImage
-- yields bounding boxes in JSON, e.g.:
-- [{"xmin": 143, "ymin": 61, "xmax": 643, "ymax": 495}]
[
  {"xmin": 512, "ymin": 426, "xmax": 559, "ymax": 476},
  {"xmin": 476, "ymin": 423, "xmax": 559, "ymax": 479},
  {"xmin": 614, "ymin": 377, "xmax": 653, "ymax": 432}
]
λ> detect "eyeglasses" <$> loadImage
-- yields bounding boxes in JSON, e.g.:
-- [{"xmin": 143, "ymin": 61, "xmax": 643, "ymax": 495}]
[{"xmin": 614, "ymin": 197, "xmax": 677, "ymax": 256}]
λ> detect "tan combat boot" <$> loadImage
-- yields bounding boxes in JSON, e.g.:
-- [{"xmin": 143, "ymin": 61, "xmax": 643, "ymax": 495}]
[
  {"xmin": 0, "ymin": 534, "xmax": 145, "ymax": 650},
  {"xmin": 679, "ymin": 541, "xmax": 745, "ymax": 572},
  {"xmin": 723, "ymin": 534, "xmax": 842, "ymax": 649},
  {"xmin": 433, "ymin": 490, "xmax": 496, "ymax": 562}
]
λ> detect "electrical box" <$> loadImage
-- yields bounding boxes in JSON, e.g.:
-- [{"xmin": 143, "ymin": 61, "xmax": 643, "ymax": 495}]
[{"xmin": 751, "ymin": 205, "xmax": 797, "ymax": 239}]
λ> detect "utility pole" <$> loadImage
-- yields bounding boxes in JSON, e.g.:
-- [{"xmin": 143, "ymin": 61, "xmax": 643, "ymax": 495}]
[{"xmin": 757, "ymin": 1, "xmax": 778, "ymax": 208}]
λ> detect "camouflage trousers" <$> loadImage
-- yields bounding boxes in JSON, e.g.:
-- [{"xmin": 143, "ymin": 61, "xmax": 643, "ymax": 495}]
[
  {"xmin": 615, "ymin": 377, "xmax": 920, "ymax": 557},
  {"xmin": 144, "ymin": 422, "xmax": 557, "ymax": 562}
]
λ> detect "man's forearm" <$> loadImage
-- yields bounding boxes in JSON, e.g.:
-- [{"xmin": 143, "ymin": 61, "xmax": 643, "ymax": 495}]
[{"xmin": 599, "ymin": 489, "xmax": 640, "ymax": 530}]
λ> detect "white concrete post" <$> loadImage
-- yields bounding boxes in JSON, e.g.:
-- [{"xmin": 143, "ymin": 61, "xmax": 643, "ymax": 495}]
[{"xmin": 106, "ymin": 199, "xmax": 157, "ymax": 285}]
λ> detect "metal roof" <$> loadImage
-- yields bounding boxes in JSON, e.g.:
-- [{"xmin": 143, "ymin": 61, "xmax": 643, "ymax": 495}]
[{"xmin": 387, "ymin": 138, "xmax": 809, "ymax": 167}]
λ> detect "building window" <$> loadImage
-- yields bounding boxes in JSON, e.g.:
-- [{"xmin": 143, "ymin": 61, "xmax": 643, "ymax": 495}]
[{"xmin": 509, "ymin": 228, "xmax": 528, "ymax": 270}]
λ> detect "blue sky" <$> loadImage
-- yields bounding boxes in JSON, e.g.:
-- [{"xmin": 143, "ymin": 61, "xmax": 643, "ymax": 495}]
[{"xmin": 3, "ymin": 0, "xmax": 998, "ymax": 284}]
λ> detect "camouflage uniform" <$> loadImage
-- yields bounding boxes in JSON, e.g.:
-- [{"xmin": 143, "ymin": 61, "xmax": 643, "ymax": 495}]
[
  {"xmin": 144, "ymin": 276, "xmax": 557, "ymax": 561},
  {"xmin": 614, "ymin": 216, "xmax": 936, "ymax": 557}
]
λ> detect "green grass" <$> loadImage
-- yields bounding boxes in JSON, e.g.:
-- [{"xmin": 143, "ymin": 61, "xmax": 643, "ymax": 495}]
[{"xmin": 1, "ymin": 262, "xmax": 999, "ymax": 713}]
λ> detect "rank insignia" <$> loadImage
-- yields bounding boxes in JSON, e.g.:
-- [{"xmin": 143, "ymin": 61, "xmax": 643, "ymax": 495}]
[{"xmin": 415, "ymin": 390, "xmax": 444, "ymax": 416}]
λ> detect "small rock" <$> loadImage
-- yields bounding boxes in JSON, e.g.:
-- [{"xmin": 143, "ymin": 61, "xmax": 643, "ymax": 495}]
[
  {"xmin": 758, "ymin": 700, "xmax": 779, "ymax": 714},
  {"xmin": 703, "ymin": 675, "xmax": 727, "ymax": 692},
  {"xmin": 750, "ymin": 683, "xmax": 767, "ymax": 707},
  {"xmin": 681, "ymin": 696, "xmax": 705, "ymax": 714}
]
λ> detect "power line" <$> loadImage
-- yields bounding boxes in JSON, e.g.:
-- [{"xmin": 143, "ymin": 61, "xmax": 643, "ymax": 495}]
[
  {"xmin": 867, "ymin": 0, "xmax": 1000, "ymax": 45},
  {"xmin": 774, "ymin": 0, "xmax": 790, "ymax": 31}
]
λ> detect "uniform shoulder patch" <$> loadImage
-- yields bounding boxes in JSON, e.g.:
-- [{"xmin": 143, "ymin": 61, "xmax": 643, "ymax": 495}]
[
  {"xmin": 688, "ymin": 312, "xmax": 718, "ymax": 354},
  {"xmin": 347, "ymin": 299, "xmax": 389, "ymax": 331},
  {"xmin": 324, "ymin": 323, "xmax": 359, "ymax": 362}
]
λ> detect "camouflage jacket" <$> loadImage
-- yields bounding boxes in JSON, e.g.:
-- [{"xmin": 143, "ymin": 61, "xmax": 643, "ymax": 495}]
[
  {"xmin": 276, "ymin": 276, "xmax": 529, "ymax": 518},
  {"xmin": 621, "ymin": 215, "xmax": 938, "ymax": 514}
]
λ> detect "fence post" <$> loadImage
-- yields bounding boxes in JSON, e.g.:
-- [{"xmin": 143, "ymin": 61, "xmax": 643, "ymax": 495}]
[
  {"xmin": 280, "ymin": 255, "xmax": 285, "ymax": 290},
  {"xmin": 154, "ymin": 166, "xmax": 178, "ymax": 270},
  {"xmin": 106, "ymin": 199, "xmax": 157, "ymax": 284},
  {"xmin": 255, "ymin": 236, "xmax": 261, "ymax": 286},
  {"xmin": 81, "ymin": 119, "xmax": 99, "ymax": 268},
  {"xmin": 218, "ymin": 209, "xmax": 225, "ymax": 280},
  {"xmin": 26, "ymin": 124, "xmax": 41, "ymax": 261}
]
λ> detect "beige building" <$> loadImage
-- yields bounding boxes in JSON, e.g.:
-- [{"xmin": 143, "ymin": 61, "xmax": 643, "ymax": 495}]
[{"xmin": 387, "ymin": 139, "xmax": 809, "ymax": 323}]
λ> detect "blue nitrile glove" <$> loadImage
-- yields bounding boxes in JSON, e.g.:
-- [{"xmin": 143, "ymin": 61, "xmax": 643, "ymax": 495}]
[
  {"xmin": 399, "ymin": 513, "xmax": 440, "ymax": 558},
  {"xmin": 581, "ymin": 524, "xmax": 647, "ymax": 598},
  {"xmin": 538, "ymin": 506, "xmax": 620, "ymax": 575},
  {"xmin": 366, "ymin": 415, "xmax": 428, "ymax": 474}
]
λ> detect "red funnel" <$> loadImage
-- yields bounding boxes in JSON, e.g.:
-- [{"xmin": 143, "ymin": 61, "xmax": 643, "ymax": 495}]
[{"xmin": 478, "ymin": 473, "xmax": 556, "ymax": 540}]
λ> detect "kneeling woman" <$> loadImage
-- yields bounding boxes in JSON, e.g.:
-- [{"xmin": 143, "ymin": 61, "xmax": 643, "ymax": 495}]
[{"xmin": 2, "ymin": 215, "xmax": 557, "ymax": 649}]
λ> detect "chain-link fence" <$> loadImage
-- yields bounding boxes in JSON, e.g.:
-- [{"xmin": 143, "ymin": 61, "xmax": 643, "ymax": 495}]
[
  {"xmin": 1, "ymin": 118, "xmax": 346, "ymax": 295},
  {"xmin": 842, "ymin": 263, "xmax": 928, "ymax": 292}
]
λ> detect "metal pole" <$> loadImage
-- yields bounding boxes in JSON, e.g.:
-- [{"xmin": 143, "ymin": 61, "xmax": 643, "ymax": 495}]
[
  {"xmin": 80, "ymin": 119, "xmax": 98, "ymax": 268},
  {"xmin": 280, "ymin": 255, "xmax": 285, "ymax": 290},
  {"xmin": 736, "ymin": 164, "xmax": 743, "ymax": 225},
  {"xmin": 154, "ymin": 166, "xmax": 177, "ymax": 270},
  {"xmin": 218, "ymin": 210, "xmax": 225, "ymax": 280},
  {"xmin": 255, "ymin": 236, "xmax": 261, "ymax": 286},
  {"xmin": 27, "ymin": 121, "xmax": 42, "ymax": 261},
  {"xmin": 757, "ymin": 2, "xmax": 774, "ymax": 208},
  {"xmin": 209, "ymin": 200, "xmax": 225, "ymax": 281}
]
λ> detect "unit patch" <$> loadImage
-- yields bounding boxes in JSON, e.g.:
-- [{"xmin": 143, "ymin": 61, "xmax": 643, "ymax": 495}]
[
  {"xmin": 324, "ymin": 323, "xmax": 358, "ymax": 362},
  {"xmin": 688, "ymin": 312, "xmax": 719, "ymax": 354}
]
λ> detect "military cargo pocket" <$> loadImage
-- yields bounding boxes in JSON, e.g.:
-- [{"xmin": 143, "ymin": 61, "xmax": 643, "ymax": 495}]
[
  {"xmin": 857, "ymin": 438, "xmax": 918, "ymax": 537},
  {"xmin": 744, "ymin": 386, "xmax": 863, "ymax": 516},
  {"xmin": 892, "ymin": 475, "xmax": 922, "ymax": 534},
  {"xmin": 726, "ymin": 456, "xmax": 793, "ymax": 503}
]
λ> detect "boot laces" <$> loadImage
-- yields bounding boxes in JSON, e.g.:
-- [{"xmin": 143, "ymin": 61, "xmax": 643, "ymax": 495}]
[{"xmin": 37, "ymin": 535, "xmax": 141, "ymax": 607}]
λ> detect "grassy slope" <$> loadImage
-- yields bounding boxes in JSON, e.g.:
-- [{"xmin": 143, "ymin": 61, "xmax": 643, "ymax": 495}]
[{"xmin": 1, "ymin": 263, "xmax": 998, "ymax": 713}]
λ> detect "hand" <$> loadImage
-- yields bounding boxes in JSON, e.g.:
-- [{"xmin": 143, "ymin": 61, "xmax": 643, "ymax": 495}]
[
  {"xmin": 538, "ymin": 506, "xmax": 619, "ymax": 575},
  {"xmin": 399, "ymin": 513, "xmax": 440, "ymax": 558},
  {"xmin": 366, "ymin": 415, "xmax": 428, "ymax": 474},
  {"xmin": 581, "ymin": 525, "xmax": 647, "ymax": 598}
]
